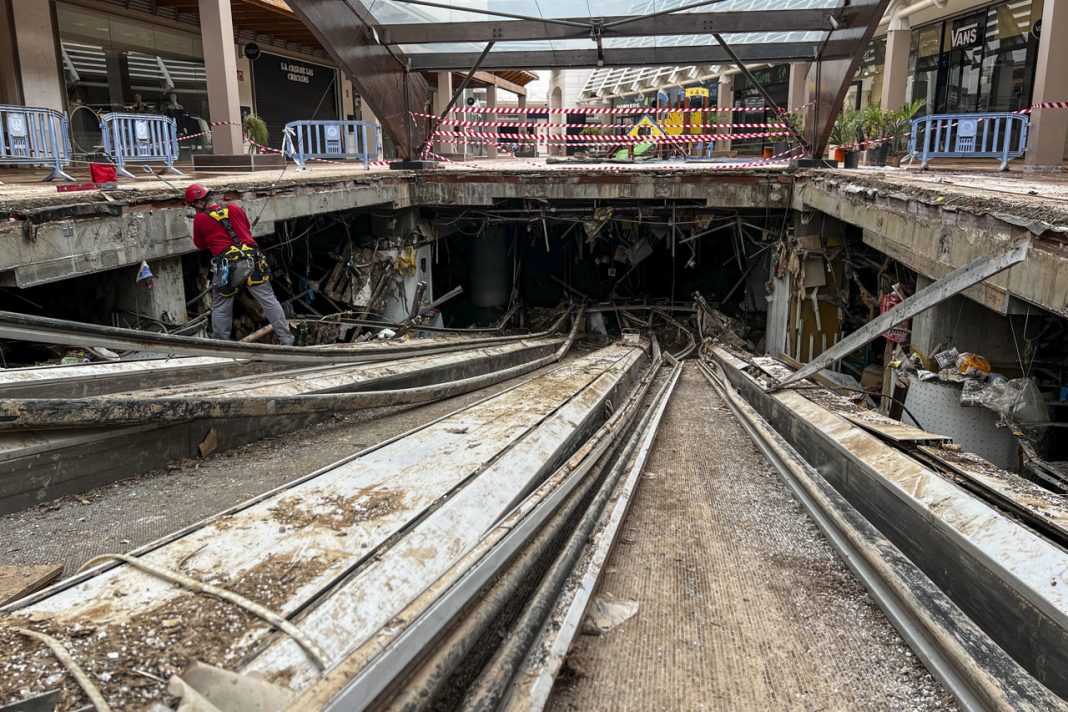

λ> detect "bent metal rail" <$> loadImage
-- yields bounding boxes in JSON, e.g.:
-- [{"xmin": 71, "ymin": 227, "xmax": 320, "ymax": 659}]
[{"xmin": 0, "ymin": 308, "xmax": 572, "ymax": 364}]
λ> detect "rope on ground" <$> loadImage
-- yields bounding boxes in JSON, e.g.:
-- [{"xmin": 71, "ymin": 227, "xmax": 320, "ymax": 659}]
[
  {"xmin": 77, "ymin": 552, "xmax": 329, "ymax": 670},
  {"xmin": 11, "ymin": 626, "xmax": 114, "ymax": 712}
]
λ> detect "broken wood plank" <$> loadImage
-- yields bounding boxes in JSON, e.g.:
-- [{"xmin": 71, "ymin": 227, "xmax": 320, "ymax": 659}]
[
  {"xmin": 841, "ymin": 415, "xmax": 951, "ymax": 445},
  {"xmin": 0, "ymin": 565, "xmax": 63, "ymax": 606}
]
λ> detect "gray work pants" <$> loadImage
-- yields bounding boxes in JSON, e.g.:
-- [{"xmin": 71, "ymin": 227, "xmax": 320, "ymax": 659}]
[{"xmin": 211, "ymin": 281, "xmax": 295, "ymax": 345}]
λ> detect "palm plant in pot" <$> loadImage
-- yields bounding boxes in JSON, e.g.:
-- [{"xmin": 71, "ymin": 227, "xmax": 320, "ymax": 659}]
[
  {"xmin": 860, "ymin": 103, "xmax": 891, "ymax": 166},
  {"xmin": 881, "ymin": 98, "xmax": 926, "ymax": 166},
  {"xmin": 830, "ymin": 109, "xmax": 861, "ymax": 167},
  {"xmin": 242, "ymin": 113, "xmax": 269, "ymax": 154}
]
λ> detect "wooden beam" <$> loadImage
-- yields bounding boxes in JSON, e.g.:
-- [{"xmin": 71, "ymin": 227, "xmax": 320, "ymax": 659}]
[
  {"xmin": 471, "ymin": 71, "xmax": 526, "ymax": 96},
  {"xmin": 0, "ymin": 565, "xmax": 63, "ymax": 606}
]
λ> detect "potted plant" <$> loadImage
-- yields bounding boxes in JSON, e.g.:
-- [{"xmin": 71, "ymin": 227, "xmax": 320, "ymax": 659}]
[
  {"xmin": 881, "ymin": 98, "xmax": 926, "ymax": 166},
  {"xmin": 860, "ymin": 103, "xmax": 890, "ymax": 167},
  {"xmin": 829, "ymin": 110, "xmax": 851, "ymax": 164},
  {"xmin": 242, "ymin": 113, "xmax": 269, "ymax": 154},
  {"xmin": 831, "ymin": 109, "xmax": 862, "ymax": 167},
  {"xmin": 775, "ymin": 111, "xmax": 802, "ymax": 158}
]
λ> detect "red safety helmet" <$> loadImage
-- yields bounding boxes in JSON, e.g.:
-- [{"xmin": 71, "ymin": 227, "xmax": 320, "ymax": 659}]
[{"xmin": 183, "ymin": 183, "xmax": 211, "ymax": 204}]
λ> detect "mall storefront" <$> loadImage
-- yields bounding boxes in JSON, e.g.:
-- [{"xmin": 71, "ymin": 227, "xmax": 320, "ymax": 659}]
[
  {"xmin": 907, "ymin": 0, "xmax": 1042, "ymax": 114},
  {"xmin": 848, "ymin": 0, "xmax": 1041, "ymax": 114},
  {"xmin": 54, "ymin": 2, "xmax": 341, "ymax": 153}
]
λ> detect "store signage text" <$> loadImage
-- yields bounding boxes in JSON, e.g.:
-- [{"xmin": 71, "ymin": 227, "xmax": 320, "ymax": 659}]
[
  {"xmin": 951, "ymin": 26, "xmax": 979, "ymax": 49},
  {"xmin": 282, "ymin": 62, "xmax": 315, "ymax": 84}
]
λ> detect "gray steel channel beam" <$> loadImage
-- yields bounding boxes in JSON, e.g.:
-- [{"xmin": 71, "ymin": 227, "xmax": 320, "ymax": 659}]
[
  {"xmin": 0, "ymin": 358, "xmax": 299, "ymax": 399},
  {"xmin": 0, "ymin": 334, "xmax": 574, "ymax": 512},
  {"xmin": 776, "ymin": 241, "xmax": 1030, "ymax": 389},
  {"xmin": 508, "ymin": 361, "xmax": 682, "ymax": 710},
  {"xmin": 0, "ymin": 309, "xmax": 570, "ymax": 363},
  {"xmin": 4, "ymin": 346, "xmax": 617, "ymax": 612},
  {"xmin": 300, "ymin": 353, "xmax": 657, "ymax": 711},
  {"xmin": 0, "ymin": 333, "xmax": 573, "ymax": 428},
  {"xmin": 708, "ymin": 349, "xmax": 1068, "ymax": 702},
  {"xmin": 698, "ymin": 359, "xmax": 1064, "ymax": 711}
]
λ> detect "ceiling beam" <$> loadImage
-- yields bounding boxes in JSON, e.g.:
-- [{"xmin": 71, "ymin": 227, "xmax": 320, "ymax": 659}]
[
  {"xmin": 379, "ymin": 10, "xmax": 836, "ymax": 44},
  {"xmin": 470, "ymin": 71, "xmax": 526, "ymax": 96},
  {"xmin": 801, "ymin": 0, "xmax": 894, "ymax": 156},
  {"xmin": 406, "ymin": 41, "xmax": 843, "ymax": 71}
]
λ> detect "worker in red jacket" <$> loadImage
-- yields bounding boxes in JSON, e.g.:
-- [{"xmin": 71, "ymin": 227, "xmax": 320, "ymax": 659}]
[{"xmin": 185, "ymin": 183, "xmax": 295, "ymax": 345}]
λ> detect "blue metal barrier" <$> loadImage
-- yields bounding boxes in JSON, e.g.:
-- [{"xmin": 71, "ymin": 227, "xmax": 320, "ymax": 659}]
[
  {"xmin": 282, "ymin": 120, "xmax": 381, "ymax": 170},
  {"xmin": 0, "ymin": 104, "xmax": 74, "ymax": 182},
  {"xmin": 100, "ymin": 112, "xmax": 182, "ymax": 179},
  {"xmin": 909, "ymin": 112, "xmax": 1029, "ymax": 171}
]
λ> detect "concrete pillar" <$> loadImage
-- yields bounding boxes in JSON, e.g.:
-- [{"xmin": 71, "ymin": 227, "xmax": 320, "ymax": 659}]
[
  {"xmin": 910, "ymin": 276, "xmax": 1020, "ymax": 365},
  {"xmin": 198, "ymin": 0, "xmax": 243, "ymax": 155},
  {"xmin": 787, "ymin": 63, "xmax": 810, "ymax": 113},
  {"xmin": 115, "ymin": 257, "xmax": 188, "ymax": 327},
  {"xmin": 716, "ymin": 75, "xmax": 734, "ymax": 154},
  {"xmin": 1026, "ymin": 0, "xmax": 1068, "ymax": 170},
  {"xmin": 432, "ymin": 71, "xmax": 454, "ymax": 157},
  {"xmin": 486, "ymin": 83, "xmax": 498, "ymax": 159},
  {"xmin": 881, "ymin": 23, "xmax": 911, "ymax": 110},
  {"xmin": 374, "ymin": 209, "xmax": 431, "ymax": 323},
  {"xmin": 9, "ymin": 0, "xmax": 63, "ymax": 110}
]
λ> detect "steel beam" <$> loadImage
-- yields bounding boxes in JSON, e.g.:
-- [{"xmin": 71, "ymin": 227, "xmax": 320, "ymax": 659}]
[
  {"xmin": 0, "ymin": 308, "xmax": 569, "ymax": 363},
  {"xmin": 286, "ymin": 0, "xmax": 429, "ymax": 157},
  {"xmin": 701, "ymin": 354, "xmax": 1068, "ymax": 710},
  {"xmin": 0, "ymin": 338, "xmax": 568, "ymax": 428},
  {"xmin": 801, "ymin": 0, "xmax": 894, "ymax": 155},
  {"xmin": 379, "ymin": 11, "xmax": 835, "ymax": 44},
  {"xmin": 775, "ymin": 241, "xmax": 1031, "ymax": 389},
  {"xmin": 406, "ymin": 41, "xmax": 843, "ymax": 71}
]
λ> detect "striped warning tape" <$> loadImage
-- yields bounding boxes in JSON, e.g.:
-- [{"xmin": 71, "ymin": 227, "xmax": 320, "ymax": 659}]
[
  {"xmin": 430, "ymin": 130, "xmax": 790, "ymax": 145},
  {"xmin": 410, "ymin": 112, "xmax": 784, "ymax": 130}
]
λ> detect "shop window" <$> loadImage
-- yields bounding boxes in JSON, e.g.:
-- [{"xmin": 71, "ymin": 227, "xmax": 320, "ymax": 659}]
[
  {"xmin": 57, "ymin": 2, "xmax": 210, "ymax": 156},
  {"xmin": 908, "ymin": 0, "xmax": 1039, "ymax": 115}
]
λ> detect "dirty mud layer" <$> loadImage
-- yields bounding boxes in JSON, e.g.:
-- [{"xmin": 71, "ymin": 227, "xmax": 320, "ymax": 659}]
[
  {"xmin": 549, "ymin": 365, "xmax": 956, "ymax": 711},
  {"xmin": 0, "ymin": 552, "xmax": 337, "ymax": 710}
]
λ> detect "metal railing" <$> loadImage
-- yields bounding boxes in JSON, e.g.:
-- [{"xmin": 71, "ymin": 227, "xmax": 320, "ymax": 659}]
[
  {"xmin": 282, "ymin": 120, "xmax": 381, "ymax": 170},
  {"xmin": 0, "ymin": 104, "xmax": 74, "ymax": 183},
  {"xmin": 909, "ymin": 112, "xmax": 1029, "ymax": 171},
  {"xmin": 100, "ymin": 112, "xmax": 182, "ymax": 179}
]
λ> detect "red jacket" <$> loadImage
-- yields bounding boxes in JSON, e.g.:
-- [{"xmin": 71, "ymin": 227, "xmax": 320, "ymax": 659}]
[{"xmin": 192, "ymin": 203, "xmax": 259, "ymax": 257}]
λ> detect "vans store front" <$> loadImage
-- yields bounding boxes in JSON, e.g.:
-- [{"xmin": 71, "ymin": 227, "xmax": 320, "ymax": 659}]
[{"xmin": 907, "ymin": 0, "xmax": 1043, "ymax": 113}]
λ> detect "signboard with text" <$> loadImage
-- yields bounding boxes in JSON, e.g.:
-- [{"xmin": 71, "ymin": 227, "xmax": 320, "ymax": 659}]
[{"xmin": 251, "ymin": 51, "xmax": 338, "ymax": 148}]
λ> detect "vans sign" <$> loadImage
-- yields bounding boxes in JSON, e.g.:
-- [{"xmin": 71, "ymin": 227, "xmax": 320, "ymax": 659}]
[{"xmin": 951, "ymin": 25, "xmax": 979, "ymax": 49}]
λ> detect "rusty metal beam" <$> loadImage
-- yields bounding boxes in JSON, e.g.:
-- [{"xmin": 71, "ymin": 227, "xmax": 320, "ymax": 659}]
[{"xmin": 286, "ymin": 0, "xmax": 429, "ymax": 157}]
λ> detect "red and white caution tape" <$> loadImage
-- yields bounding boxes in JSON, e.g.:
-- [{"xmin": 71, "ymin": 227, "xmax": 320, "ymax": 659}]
[
  {"xmin": 430, "ymin": 130, "xmax": 790, "ymax": 145},
  {"xmin": 446, "ymin": 105, "xmax": 771, "ymax": 115},
  {"xmin": 1017, "ymin": 101, "xmax": 1068, "ymax": 114},
  {"xmin": 410, "ymin": 112, "xmax": 783, "ymax": 130}
]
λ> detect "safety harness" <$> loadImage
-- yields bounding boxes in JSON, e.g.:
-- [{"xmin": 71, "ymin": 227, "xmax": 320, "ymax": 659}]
[{"xmin": 208, "ymin": 205, "xmax": 271, "ymax": 298}]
